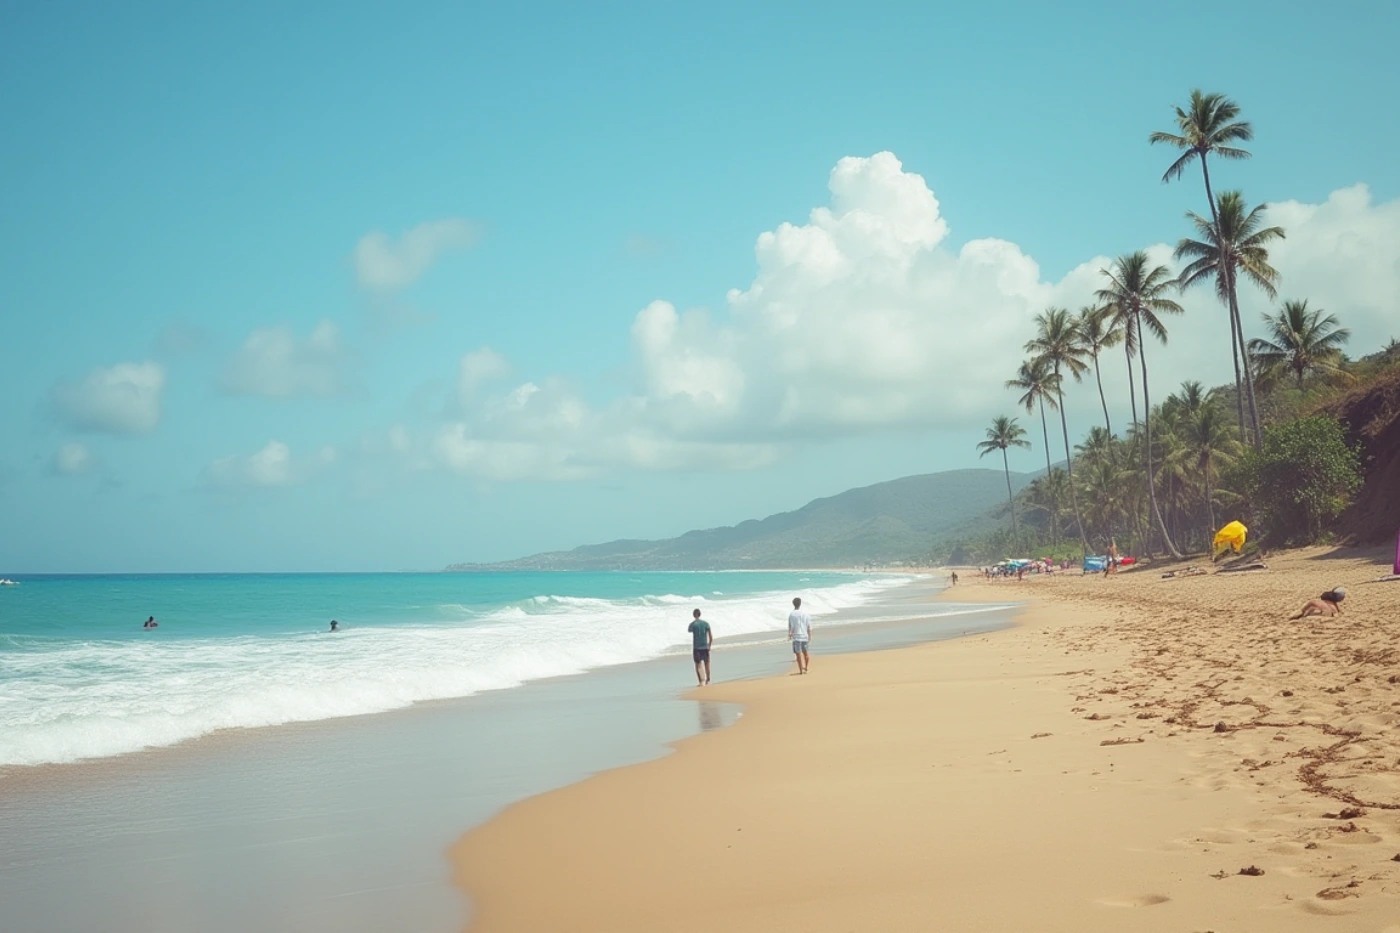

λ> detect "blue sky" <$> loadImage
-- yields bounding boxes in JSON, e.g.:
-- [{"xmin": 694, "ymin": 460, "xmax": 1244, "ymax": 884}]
[{"xmin": 3, "ymin": 2, "xmax": 1398, "ymax": 571}]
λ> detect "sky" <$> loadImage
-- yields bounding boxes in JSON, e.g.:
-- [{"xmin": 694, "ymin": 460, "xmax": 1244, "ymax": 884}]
[{"xmin": 2, "ymin": 1, "xmax": 1398, "ymax": 572}]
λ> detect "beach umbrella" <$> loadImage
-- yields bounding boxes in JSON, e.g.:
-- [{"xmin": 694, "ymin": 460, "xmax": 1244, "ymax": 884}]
[{"xmin": 1212, "ymin": 520, "xmax": 1248, "ymax": 557}]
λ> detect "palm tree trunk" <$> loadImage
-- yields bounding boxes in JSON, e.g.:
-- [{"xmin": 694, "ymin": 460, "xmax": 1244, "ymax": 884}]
[
  {"xmin": 1038, "ymin": 399, "xmax": 1056, "ymax": 547},
  {"xmin": 1136, "ymin": 307, "xmax": 1182, "ymax": 559},
  {"xmin": 1203, "ymin": 459, "xmax": 1216, "ymax": 547},
  {"xmin": 1001, "ymin": 447, "xmax": 1019, "ymax": 544},
  {"xmin": 1124, "ymin": 340, "xmax": 1138, "ymax": 427},
  {"xmin": 1226, "ymin": 272, "xmax": 1263, "ymax": 449},
  {"xmin": 1201, "ymin": 158, "xmax": 1219, "ymax": 220},
  {"xmin": 1227, "ymin": 303, "xmax": 1248, "ymax": 446},
  {"xmin": 1055, "ymin": 380, "xmax": 1090, "ymax": 554},
  {"xmin": 1092, "ymin": 352, "xmax": 1112, "ymax": 436}
]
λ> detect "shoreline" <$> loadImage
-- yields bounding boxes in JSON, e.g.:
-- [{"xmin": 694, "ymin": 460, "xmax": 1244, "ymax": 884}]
[{"xmin": 451, "ymin": 546, "xmax": 1400, "ymax": 931}]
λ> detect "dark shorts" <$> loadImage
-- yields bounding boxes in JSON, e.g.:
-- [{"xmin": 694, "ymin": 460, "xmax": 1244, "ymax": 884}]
[{"xmin": 693, "ymin": 648, "xmax": 711, "ymax": 663}]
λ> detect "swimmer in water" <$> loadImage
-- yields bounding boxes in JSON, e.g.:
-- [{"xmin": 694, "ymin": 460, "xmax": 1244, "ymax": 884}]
[
  {"xmin": 142, "ymin": 616, "xmax": 158, "ymax": 629},
  {"xmin": 329, "ymin": 620, "xmax": 339, "ymax": 632}
]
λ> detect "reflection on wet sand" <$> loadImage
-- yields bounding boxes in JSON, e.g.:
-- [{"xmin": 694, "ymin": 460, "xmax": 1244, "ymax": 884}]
[{"xmin": 697, "ymin": 701, "xmax": 724, "ymax": 732}]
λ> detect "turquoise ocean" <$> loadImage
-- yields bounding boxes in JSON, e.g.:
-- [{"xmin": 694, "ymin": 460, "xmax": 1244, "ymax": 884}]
[{"xmin": 0, "ymin": 570, "xmax": 909, "ymax": 769}]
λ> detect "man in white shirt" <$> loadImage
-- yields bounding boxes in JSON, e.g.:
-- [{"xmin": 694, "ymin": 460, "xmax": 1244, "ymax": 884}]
[{"xmin": 787, "ymin": 597, "xmax": 812, "ymax": 674}]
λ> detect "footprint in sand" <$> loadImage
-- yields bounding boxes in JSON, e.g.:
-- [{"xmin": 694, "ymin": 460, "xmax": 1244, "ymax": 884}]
[{"xmin": 1095, "ymin": 894, "xmax": 1170, "ymax": 908}]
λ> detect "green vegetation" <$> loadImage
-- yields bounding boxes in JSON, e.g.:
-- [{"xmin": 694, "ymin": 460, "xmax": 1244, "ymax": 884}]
[
  {"xmin": 1231, "ymin": 416, "xmax": 1363, "ymax": 546},
  {"xmin": 944, "ymin": 88, "xmax": 1396, "ymax": 566}
]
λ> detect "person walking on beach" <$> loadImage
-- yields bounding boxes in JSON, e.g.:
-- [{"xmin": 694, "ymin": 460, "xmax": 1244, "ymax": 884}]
[
  {"xmin": 788, "ymin": 597, "xmax": 811, "ymax": 674},
  {"xmin": 687, "ymin": 609, "xmax": 712, "ymax": 686}
]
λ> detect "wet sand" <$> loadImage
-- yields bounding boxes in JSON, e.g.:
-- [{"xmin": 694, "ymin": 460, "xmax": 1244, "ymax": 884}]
[{"xmin": 453, "ymin": 546, "xmax": 1400, "ymax": 931}]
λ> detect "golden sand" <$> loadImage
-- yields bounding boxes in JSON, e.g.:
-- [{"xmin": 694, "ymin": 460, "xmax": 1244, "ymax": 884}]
[{"xmin": 453, "ymin": 546, "xmax": 1400, "ymax": 931}]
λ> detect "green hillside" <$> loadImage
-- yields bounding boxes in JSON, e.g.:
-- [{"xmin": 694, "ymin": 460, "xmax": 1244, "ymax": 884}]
[{"xmin": 447, "ymin": 468, "xmax": 1032, "ymax": 570}]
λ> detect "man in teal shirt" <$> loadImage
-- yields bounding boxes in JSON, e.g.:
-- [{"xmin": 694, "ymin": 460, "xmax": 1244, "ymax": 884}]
[{"xmin": 687, "ymin": 608, "xmax": 713, "ymax": 686}]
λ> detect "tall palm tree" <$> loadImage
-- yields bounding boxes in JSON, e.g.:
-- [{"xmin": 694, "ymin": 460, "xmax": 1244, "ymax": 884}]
[
  {"xmin": 1096, "ymin": 251, "xmax": 1185, "ymax": 559},
  {"xmin": 1248, "ymin": 299, "xmax": 1351, "ymax": 389},
  {"xmin": 1075, "ymin": 305, "xmax": 1121, "ymax": 436},
  {"xmin": 976, "ymin": 416, "xmax": 1030, "ymax": 544},
  {"xmin": 1006, "ymin": 357, "xmax": 1062, "ymax": 545},
  {"xmin": 1151, "ymin": 91, "xmax": 1253, "ymax": 443},
  {"xmin": 1026, "ymin": 307, "xmax": 1090, "ymax": 552},
  {"xmin": 1103, "ymin": 292, "xmax": 1141, "ymax": 427},
  {"xmin": 1175, "ymin": 191, "xmax": 1284, "ymax": 446},
  {"xmin": 1149, "ymin": 89, "xmax": 1253, "ymax": 224}
]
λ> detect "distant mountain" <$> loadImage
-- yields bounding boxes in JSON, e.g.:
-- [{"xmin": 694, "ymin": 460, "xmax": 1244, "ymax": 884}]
[{"xmin": 446, "ymin": 468, "xmax": 1032, "ymax": 571}]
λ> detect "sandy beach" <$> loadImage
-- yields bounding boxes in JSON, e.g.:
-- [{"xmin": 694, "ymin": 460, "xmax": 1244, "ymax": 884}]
[{"xmin": 453, "ymin": 546, "xmax": 1400, "ymax": 931}]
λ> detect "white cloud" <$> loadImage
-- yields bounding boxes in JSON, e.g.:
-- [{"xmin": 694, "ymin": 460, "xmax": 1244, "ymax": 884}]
[
  {"xmin": 206, "ymin": 441, "xmax": 337, "ymax": 489},
  {"xmin": 51, "ymin": 361, "xmax": 165, "ymax": 435},
  {"xmin": 402, "ymin": 153, "xmax": 1400, "ymax": 482},
  {"xmin": 354, "ymin": 218, "xmax": 479, "ymax": 290},
  {"xmin": 1236, "ymin": 184, "xmax": 1400, "ymax": 352},
  {"xmin": 51, "ymin": 442, "xmax": 96, "ymax": 476},
  {"xmin": 458, "ymin": 347, "xmax": 511, "ymax": 408},
  {"xmin": 221, "ymin": 320, "xmax": 351, "ymax": 398}
]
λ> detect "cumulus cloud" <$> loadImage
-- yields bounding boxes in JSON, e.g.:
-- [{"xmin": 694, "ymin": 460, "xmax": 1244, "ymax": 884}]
[
  {"xmin": 221, "ymin": 320, "xmax": 352, "ymax": 398},
  {"xmin": 458, "ymin": 347, "xmax": 511, "ymax": 408},
  {"xmin": 407, "ymin": 152, "xmax": 1400, "ymax": 482},
  {"xmin": 50, "ymin": 361, "xmax": 165, "ymax": 435},
  {"xmin": 1234, "ymin": 184, "xmax": 1400, "ymax": 352},
  {"xmin": 205, "ymin": 441, "xmax": 337, "ymax": 489},
  {"xmin": 51, "ymin": 442, "xmax": 96, "ymax": 476},
  {"xmin": 354, "ymin": 218, "xmax": 479, "ymax": 290}
]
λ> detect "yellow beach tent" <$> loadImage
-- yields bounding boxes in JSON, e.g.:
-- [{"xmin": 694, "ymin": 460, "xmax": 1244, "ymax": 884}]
[{"xmin": 1212, "ymin": 520, "xmax": 1248, "ymax": 557}]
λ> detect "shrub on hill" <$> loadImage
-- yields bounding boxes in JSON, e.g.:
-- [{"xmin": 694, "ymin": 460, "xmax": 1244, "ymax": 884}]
[{"xmin": 1231, "ymin": 415, "xmax": 1363, "ymax": 546}]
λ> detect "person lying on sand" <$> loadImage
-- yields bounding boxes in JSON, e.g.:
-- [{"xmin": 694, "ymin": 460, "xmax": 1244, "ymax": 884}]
[{"xmin": 1290, "ymin": 587, "xmax": 1346, "ymax": 620}]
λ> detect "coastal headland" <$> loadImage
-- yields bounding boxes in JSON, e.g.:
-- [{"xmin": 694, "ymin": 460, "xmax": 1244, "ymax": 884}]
[{"xmin": 453, "ymin": 546, "xmax": 1400, "ymax": 931}]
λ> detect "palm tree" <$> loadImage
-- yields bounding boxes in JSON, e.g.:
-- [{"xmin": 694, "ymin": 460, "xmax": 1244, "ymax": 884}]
[
  {"xmin": 1079, "ymin": 458, "xmax": 1126, "ymax": 547},
  {"xmin": 1075, "ymin": 305, "xmax": 1121, "ymax": 436},
  {"xmin": 1026, "ymin": 307, "xmax": 1090, "ymax": 552},
  {"xmin": 1096, "ymin": 251, "xmax": 1185, "ymax": 559},
  {"xmin": 976, "ymin": 416, "xmax": 1030, "ymax": 544},
  {"xmin": 1183, "ymin": 401, "xmax": 1242, "ymax": 544},
  {"xmin": 1150, "ymin": 89, "xmax": 1253, "ymax": 223},
  {"xmin": 1103, "ymin": 291, "xmax": 1141, "ymax": 427},
  {"xmin": 1006, "ymin": 357, "xmax": 1062, "ymax": 545},
  {"xmin": 1162, "ymin": 380, "xmax": 1210, "ymax": 422},
  {"xmin": 1175, "ymin": 191, "xmax": 1284, "ymax": 446},
  {"xmin": 1026, "ymin": 468, "xmax": 1071, "ymax": 543},
  {"xmin": 1248, "ymin": 300, "xmax": 1351, "ymax": 389},
  {"xmin": 1076, "ymin": 426, "xmax": 1117, "ymax": 468}
]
